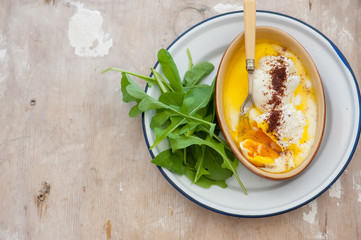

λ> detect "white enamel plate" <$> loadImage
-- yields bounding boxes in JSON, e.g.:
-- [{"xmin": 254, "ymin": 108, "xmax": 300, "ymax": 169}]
[{"xmin": 142, "ymin": 11, "xmax": 360, "ymax": 217}]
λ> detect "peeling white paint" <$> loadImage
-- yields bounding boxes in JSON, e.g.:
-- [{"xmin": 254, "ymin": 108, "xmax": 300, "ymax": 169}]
[
  {"xmin": 154, "ymin": 216, "xmax": 166, "ymax": 228},
  {"xmin": 338, "ymin": 27, "xmax": 354, "ymax": 45},
  {"xmin": 213, "ymin": 3, "xmax": 242, "ymax": 13},
  {"xmin": 0, "ymin": 228, "xmax": 19, "ymax": 240},
  {"xmin": 312, "ymin": 233, "xmax": 327, "ymax": 240},
  {"xmin": 313, "ymin": 229, "xmax": 334, "ymax": 240},
  {"xmin": 9, "ymin": 42, "xmax": 30, "ymax": 79},
  {"xmin": 328, "ymin": 178, "xmax": 342, "ymax": 199},
  {"xmin": 303, "ymin": 201, "xmax": 317, "ymax": 224},
  {"xmin": 68, "ymin": 1, "xmax": 113, "ymax": 57},
  {"xmin": 0, "ymin": 32, "xmax": 8, "ymax": 85},
  {"xmin": 0, "ymin": 49, "xmax": 7, "ymax": 84},
  {"xmin": 352, "ymin": 172, "xmax": 361, "ymax": 202},
  {"xmin": 320, "ymin": 9, "xmax": 354, "ymax": 49},
  {"xmin": 0, "ymin": 49, "xmax": 6, "ymax": 62},
  {"xmin": 119, "ymin": 181, "xmax": 123, "ymax": 192}
]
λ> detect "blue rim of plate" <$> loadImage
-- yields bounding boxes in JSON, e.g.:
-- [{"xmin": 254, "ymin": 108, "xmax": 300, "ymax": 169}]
[{"xmin": 141, "ymin": 10, "xmax": 361, "ymax": 218}]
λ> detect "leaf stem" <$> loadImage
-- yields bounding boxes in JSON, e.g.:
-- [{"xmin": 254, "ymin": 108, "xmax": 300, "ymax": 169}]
[
  {"xmin": 151, "ymin": 68, "xmax": 168, "ymax": 93},
  {"xmin": 153, "ymin": 70, "xmax": 175, "ymax": 92},
  {"xmin": 184, "ymin": 148, "xmax": 187, "ymax": 165},
  {"xmin": 186, "ymin": 48, "xmax": 193, "ymax": 71},
  {"xmin": 198, "ymin": 125, "xmax": 229, "ymax": 148},
  {"xmin": 194, "ymin": 145, "xmax": 207, "ymax": 183},
  {"xmin": 102, "ymin": 68, "xmax": 157, "ymax": 84},
  {"xmin": 169, "ymin": 109, "xmax": 215, "ymax": 133}
]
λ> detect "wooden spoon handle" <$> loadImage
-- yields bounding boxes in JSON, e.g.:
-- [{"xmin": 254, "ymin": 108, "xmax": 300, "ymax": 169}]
[{"xmin": 244, "ymin": 0, "xmax": 256, "ymax": 72}]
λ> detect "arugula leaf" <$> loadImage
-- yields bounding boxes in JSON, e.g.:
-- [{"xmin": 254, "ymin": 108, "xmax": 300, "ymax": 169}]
[
  {"xmin": 138, "ymin": 96, "xmax": 168, "ymax": 111},
  {"xmin": 149, "ymin": 110, "xmax": 215, "ymax": 149},
  {"xmin": 180, "ymin": 84, "xmax": 213, "ymax": 115},
  {"xmin": 151, "ymin": 83, "xmax": 215, "ymax": 144},
  {"xmin": 150, "ymin": 117, "xmax": 186, "ymax": 149},
  {"xmin": 151, "ymin": 83, "xmax": 215, "ymax": 145},
  {"xmin": 150, "ymin": 110, "xmax": 176, "ymax": 129},
  {"xmin": 203, "ymin": 147, "xmax": 233, "ymax": 181},
  {"xmin": 121, "ymin": 73, "xmax": 148, "ymax": 103},
  {"xmin": 122, "ymin": 75, "xmax": 215, "ymax": 131},
  {"xmin": 151, "ymin": 68, "xmax": 169, "ymax": 93},
  {"xmin": 148, "ymin": 85, "xmax": 213, "ymax": 149},
  {"xmin": 184, "ymin": 145, "xmax": 197, "ymax": 167},
  {"xmin": 168, "ymin": 134, "xmax": 247, "ymax": 194},
  {"xmin": 158, "ymin": 92, "xmax": 184, "ymax": 107},
  {"xmin": 185, "ymin": 168, "xmax": 227, "ymax": 188},
  {"xmin": 129, "ymin": 104, "xmax": 143, "ymax": 118},
  {"xmin": 120, "ymin": 73, "xmax": 149, "ymax": 117},
  {"xmin": 151, "ymin": 149, "xmax": 185, "ymax": 175},
  {"xmin": 193, "ymin": 145, "xmax": 209, "ymax": 183},
  {"xmin": 157, "ymin": 49, "xmax": 183, "ymax": 92},
  {"xmin": 152, "ymin": 125, "xmax": 229, "ymax": 188},
  {"xmin": 105, "ymin": 49, "xmax": 247, "ymax": 194},
  {"xmin": 178, "ymin": 122, "xmax": 198, "ymax": 136},
  {"xmin": 184, "ymin": 62, "xmax": 214, "ymax": 87}
]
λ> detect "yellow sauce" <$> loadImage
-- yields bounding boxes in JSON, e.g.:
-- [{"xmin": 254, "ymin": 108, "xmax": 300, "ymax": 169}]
[{"xmin": 223, "ymin": 40, "xmax": 317, "ymax": 173}]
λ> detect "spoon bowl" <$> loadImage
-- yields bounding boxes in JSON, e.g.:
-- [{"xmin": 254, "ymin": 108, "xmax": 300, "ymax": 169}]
[{"xmin": 215, "ymin": 26, "xmax": 326, "ymax": 180}]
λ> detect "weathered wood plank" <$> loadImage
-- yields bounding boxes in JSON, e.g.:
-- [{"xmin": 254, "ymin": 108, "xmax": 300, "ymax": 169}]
[{"xmin": 0, "ymin": 0, "xmax": 359, "ymax": 239}]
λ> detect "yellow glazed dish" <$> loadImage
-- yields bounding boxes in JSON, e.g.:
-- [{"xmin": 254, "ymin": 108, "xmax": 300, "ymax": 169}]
[{"xmin": 215, "ymin": 27, "xmax": 325, "ymax": 180}]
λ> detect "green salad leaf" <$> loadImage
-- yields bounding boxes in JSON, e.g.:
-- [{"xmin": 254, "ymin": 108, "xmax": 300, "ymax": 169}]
[
  {"xmin": 157, "ymin": 49, "xmax": 183, "ymax": 92},
  {"xmin": 103, "ymin": 48, "xmax": 247, "ymax": 195},
  {"xmin": 184, "ymin": 62, "xmax": 214, "ymax": 87}
]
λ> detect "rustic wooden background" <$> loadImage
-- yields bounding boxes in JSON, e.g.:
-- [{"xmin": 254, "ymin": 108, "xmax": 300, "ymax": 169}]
[{"xmin": 0, "ymin": 0, "xmax": 360, "ymax": 239}]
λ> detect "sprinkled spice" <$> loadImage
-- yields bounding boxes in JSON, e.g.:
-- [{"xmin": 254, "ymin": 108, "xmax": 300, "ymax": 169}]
[
  {"xmin": 267, "ymin": 58, "xmax": 288, "ymax": 109},
  {"xmin": 267, "ymin": 109, "xmax": 282, "ymax": 134},
  {"xmin": 265, "ymin": 57, "xmax": 288, "ymax": 136},
  {"xmin": 267, "ymin": 93, "xmax": 282, "ymax": 108},
  {"xmin": 271, "ymin": 66, "xmax": 287, "ymax": 94}
]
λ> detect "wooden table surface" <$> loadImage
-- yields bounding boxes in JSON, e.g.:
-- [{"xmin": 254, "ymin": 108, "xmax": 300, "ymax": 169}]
[{"xmin": 0, "ymin": 0, "xmax": 360, "ymax": 239}]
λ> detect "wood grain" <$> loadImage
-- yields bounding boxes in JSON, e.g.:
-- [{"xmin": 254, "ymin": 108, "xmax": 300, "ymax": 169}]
[{"xmin": 0, "ymin": 0, "xmax": 360, "ymax": 239}]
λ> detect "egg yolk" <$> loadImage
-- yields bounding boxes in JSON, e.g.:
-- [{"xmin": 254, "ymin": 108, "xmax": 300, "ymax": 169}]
[{"xmin": 238, "ymin": 115, "xmax": 282, "ymax": 167}]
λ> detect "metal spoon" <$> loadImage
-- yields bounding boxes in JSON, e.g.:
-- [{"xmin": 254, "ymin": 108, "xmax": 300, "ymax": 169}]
[{"xmin": 241, "ymin": 0, "xmax": 256, "ymax": 114}]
